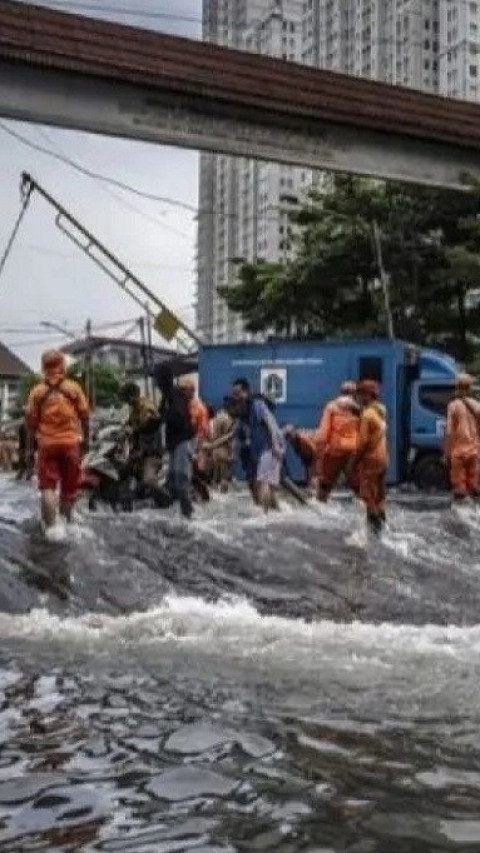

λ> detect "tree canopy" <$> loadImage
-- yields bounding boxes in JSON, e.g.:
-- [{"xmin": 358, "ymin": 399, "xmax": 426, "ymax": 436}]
[{"xmin": 219, "ymin": 175, "xmax": 480, "ymax": 362}]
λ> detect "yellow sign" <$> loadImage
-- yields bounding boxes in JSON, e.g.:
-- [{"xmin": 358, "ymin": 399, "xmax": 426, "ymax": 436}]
[{"xmin": 154, "ymin": 308, "xmax": 181, "ymax": 342}]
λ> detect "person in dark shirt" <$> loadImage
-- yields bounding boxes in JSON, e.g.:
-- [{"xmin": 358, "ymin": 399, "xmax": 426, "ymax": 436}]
[{"xmin": 155, "ymin": 363, "xmax": 195, "ymax": 519}]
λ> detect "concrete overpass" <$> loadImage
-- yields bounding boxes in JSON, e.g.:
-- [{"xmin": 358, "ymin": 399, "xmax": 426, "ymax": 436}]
[{"xmin": 2, "ymin": 0, "xmax": 480, "ymax": 189}]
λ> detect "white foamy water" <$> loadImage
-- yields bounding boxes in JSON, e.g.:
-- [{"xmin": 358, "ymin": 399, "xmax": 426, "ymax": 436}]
[{"xmin": 0, "ymin": 594, "xmax": 479, "ymax": 672}]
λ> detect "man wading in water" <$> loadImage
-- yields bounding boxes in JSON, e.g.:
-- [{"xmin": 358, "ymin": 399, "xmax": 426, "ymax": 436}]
[
  {"xmin": 445, "ymin": 372, "xmax": 480, "ymax": 504},
  {"xmin": 26, "ymin": 350, "xmax": 89, "ymax": 539},
  {"xmin": 231, "ymin": 378, "xmax": 285, "ymax": 513}
]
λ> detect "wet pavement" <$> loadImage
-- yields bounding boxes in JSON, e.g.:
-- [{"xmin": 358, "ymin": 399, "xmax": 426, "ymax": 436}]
[{"xmin": 0, "ymin": 475, "xmax": 480, "ymax": 851}]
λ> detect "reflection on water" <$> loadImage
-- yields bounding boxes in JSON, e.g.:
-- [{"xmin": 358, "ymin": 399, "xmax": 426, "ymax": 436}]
[{"xmin": 1, "ymin": 476, "xmax": 480, "ymax": 850}]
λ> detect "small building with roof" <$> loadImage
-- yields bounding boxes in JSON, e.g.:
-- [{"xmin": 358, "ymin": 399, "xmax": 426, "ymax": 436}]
[{"xmin": 0, "ymin": 342, "xmax": 31, "ymax": 422}]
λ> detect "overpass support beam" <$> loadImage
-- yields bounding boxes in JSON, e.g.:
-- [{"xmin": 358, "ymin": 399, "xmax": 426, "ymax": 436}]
[{"xmin": 0, "ymin": 62, "xmax": 478, "ymax": 191}]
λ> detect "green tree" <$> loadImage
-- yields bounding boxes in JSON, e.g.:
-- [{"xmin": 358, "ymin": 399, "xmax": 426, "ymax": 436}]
[
  {"xmin": 219, "ymin": 174, "xmax": 480, "ymax": 361},
  {"xmin": 66, "ymin": 362, "xmax": 122, "ymax": 408}
]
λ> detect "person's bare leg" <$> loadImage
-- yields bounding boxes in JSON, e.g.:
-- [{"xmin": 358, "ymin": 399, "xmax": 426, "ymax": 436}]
[
  {"xmin": 269, "ymin": 488, "xmax": 279, "ymax": 510},
  {"xmin": 257, "ymin": 482, "xmax": 271, "ymax": 513},
  {"xmin": 41, "ymin": 489, "xmax": 57, "ymax": 528},
  {"xmin": 59, "ymin": 500, "xmax": 73, "ymax": 523}
]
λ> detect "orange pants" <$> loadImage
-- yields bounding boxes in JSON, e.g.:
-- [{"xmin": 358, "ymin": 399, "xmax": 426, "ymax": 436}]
[
  {"xmin": 449, "ymin": 452, "xmax": 479, "ymax": 498},
  {"xmin": 317, "ymin": 451, "xmax": 359, "ymax": 500},
  {"xmin": 357, "ymin": 461, "xmax": 386, "ymax": 517}
]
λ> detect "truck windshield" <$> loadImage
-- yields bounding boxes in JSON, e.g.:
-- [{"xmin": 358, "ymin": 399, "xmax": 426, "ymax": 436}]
[{"xmin": 419, "ymin": 385, "xmax": 454, "ymax": 416}]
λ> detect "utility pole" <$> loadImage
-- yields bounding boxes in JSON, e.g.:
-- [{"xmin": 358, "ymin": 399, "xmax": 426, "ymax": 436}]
[
  {"xmin": 85, "ymin": 318, "xmax": 93, "ymax": 407},
  {"xmin": 138, "ymin": 316, "xmax": 150, "ymax": 398},
  {"xmin": 145, "ymin": 304, "xmax": 154, "ymax": 399},
  {"xmin": 372, "ymin": 220, "xmax": 394, "ymax": 340}
]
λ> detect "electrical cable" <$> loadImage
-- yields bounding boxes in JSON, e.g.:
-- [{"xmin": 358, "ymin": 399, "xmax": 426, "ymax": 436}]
[
  {"xmin": 0, "ymin": 188, "xmax": 31, "ymax": 283},
  {"xmin": 34, "ymin": 127, "xmax": 193, "ymax": 240},
  {"xmin": 0, "ymin": 121, "xmax": 197, "ymax": 212}
]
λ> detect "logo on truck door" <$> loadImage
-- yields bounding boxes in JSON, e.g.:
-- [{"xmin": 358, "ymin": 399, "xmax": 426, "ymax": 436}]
[{"xmin": 260, "ymin": 368, "xmax": 287, "ymax": 404}]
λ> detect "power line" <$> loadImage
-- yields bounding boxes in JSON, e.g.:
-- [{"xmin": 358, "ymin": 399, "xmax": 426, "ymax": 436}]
[
  {"xmin": 0, "ymin": 120, "xmax": 239, "ymax": 221},
  {"xmin": 20, "ymin": 241, "xmax": 194, "ymax": 270},
  {"xmin": 34, "ymin": 126, "xmax": 193, "ymax": 241},
  {"xmin": 0, "ymin": 121, "xmax": 198, "ymax": 213}
]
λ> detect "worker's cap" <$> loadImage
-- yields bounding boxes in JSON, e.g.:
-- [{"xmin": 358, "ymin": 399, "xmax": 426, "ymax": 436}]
[
  {"xmin": 178, "ymin": 376, "xmax": 196, "ymax": 391},
  {"xmin": 340, "ymin": 381, "xmax": 357, "ymax": 395},
  {"xmin": 455, "ymin": 372, "xmax": 474, "ymax": 389},
  {"xmin": 41, "ymin": 349, "xmax": 66, "ymax": 372},
  {"xmin": 357, "ymin": 379, "xmax": 380, "ymax": 399}
]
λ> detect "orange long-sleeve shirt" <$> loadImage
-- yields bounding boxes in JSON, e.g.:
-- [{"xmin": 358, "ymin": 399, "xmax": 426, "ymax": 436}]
[
  {"xmin": 356, "ymin": 402, "xmax": 388, "ymax": 467},
  {"xmin": 316, "ymin": 395, "xmax": 360, "ymax": 455},
  {"xmin": 189, "ymin": 397, "xmax": 210, "ymax": 441},
  {"xmin": 26, "ymin": 378, "xmax": 89, "ymax": 449}
]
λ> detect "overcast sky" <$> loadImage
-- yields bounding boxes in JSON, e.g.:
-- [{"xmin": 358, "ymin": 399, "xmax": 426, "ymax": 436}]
[{"xmin": 0, "ymin": 0, "xmax": 202, "ymax": 369}]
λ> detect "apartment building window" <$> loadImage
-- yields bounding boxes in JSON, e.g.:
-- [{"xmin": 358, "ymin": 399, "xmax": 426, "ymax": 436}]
[
  {"xmin": 425, "ymin": 19, "xmax": 430, "ymax": 30},
  {"xmin": 424, "ymin": 59, "xmax": 430, "ymax": 69},
  {"xmin": 424, "ymin": 39, "xmax": 430, "ymax": 49},
  {"xmin": 470, "ymin": 64, "xmax": 478, "ymax": 77},
  {"xmin": 471, "ymin": 2, "xmax": 478, "ymax": 13}
]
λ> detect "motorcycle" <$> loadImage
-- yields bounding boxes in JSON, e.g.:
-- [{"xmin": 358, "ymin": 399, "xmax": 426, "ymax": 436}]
[{"xmin": 82, "ymin": 425, "xmax": 171, "ymax": 511}]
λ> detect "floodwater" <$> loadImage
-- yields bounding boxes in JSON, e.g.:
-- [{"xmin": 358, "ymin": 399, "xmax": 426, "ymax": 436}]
[{"xmin": 1, "ymin": 475, "xmax": 480, "ymax": 852}]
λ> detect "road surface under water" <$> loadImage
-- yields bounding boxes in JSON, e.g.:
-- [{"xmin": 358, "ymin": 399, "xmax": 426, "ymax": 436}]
[{"xmin": 0, "ymin": 475, "xmax": 480, "ymax": 852}]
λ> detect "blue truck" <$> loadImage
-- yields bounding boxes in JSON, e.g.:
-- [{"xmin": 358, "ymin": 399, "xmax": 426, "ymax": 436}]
[{"xmin": 198, "ymin": 338, "xmax": 462, "ymax": 489}]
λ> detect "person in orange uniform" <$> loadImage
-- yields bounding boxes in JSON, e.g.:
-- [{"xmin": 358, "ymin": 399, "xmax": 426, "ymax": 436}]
[
  {"xmin": 178, "ymin": 376, "xmax": 210, "ymax": 501},
  {"xmin": 316, "ymin": 381, "xmax": 361, "ymax": 501},
  {"xmin": 26, "ymin": 349, "xmax": 89, "ymax": 533},
  {"xmin": 350, "ymin": 379, "xmax": 388, "ymax": 534},
  {"xmin": 445, "ymin": 373, "xmax": 480, "ymax": 501}
]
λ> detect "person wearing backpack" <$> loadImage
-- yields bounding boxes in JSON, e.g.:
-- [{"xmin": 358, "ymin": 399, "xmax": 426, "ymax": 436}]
[
  {"xmin": 231, "ymin": 378, "xmax": 285, "ymax": 512},
  {"xmin": 445, "ymin": 373, "xmax": 480, "ymax": 501},
  {"xmin": 25, "ymin": 350, "xmax": 90, "ymax": 533}
]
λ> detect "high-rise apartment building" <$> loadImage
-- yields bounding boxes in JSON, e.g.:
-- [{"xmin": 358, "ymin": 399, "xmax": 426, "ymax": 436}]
[
  {"xmin": 196, "ymin": 0, "xmax": 480, "ymax": 343},
  {"xmin": 301, "ymin": 1, "xmax": 440, "ymax": 92},
  {"xmin": 440, "ymin": 0, "xmax": 480, "ymax": 101},
  {"xmin": 197, "ymin": 1, "xmax": 308, "ymax": 343}
]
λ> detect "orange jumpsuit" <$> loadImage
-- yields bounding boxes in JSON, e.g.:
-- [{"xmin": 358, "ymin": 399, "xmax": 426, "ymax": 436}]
[
  {"xmin": 26, "ymin": 376, "xmax": 89, "ymax": 506},
  {"xmin": 445, "ymin": 396, "xmax": 480, "ymax": 498},
  {"xmin": 316, "ymin": 395, "xmax": 360, "ymax": 499},
  {"xmin": 189, "ymin": 397, "xmax": 210, "ymax": 471},
  {"xmin": 355, "ymin": 402, "xmax": 388, "ymax": 519}
]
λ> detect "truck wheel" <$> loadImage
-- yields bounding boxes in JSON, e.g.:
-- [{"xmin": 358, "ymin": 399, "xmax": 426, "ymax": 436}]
[{"xmin": 412, "ymin": 454, "xmax": 447, "ymax": 491}]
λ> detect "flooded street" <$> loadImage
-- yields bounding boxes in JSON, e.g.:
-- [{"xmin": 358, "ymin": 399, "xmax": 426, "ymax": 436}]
[{"xmin": 1, "ymin": 475, "xmax": 480, "ymax": 851}]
